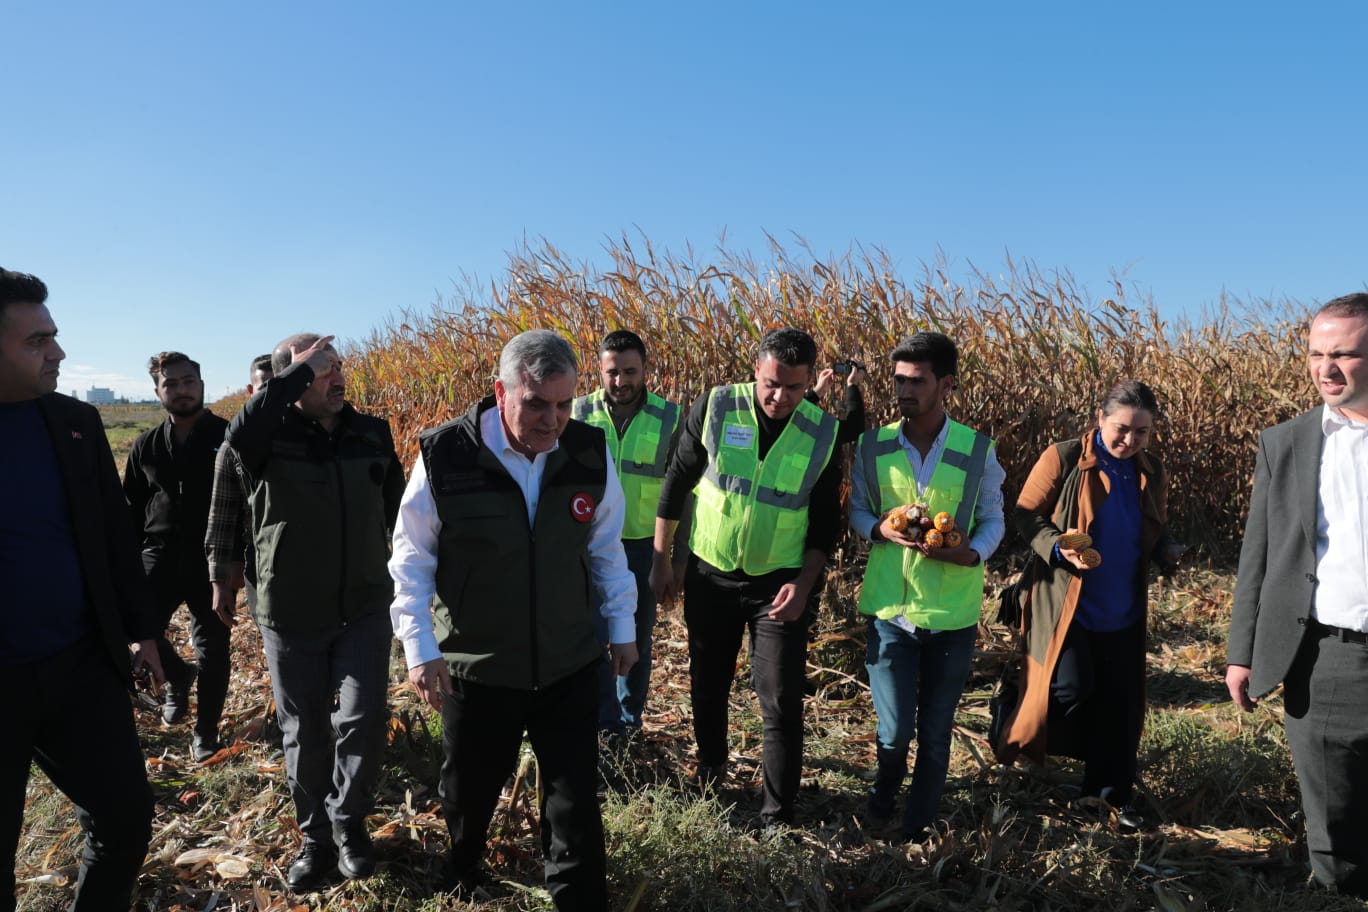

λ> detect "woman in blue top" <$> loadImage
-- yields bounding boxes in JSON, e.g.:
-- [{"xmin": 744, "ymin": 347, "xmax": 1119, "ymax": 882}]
[{"xmin": 998, "ymin": 380, "xmax": 1185, "ymax": 827}]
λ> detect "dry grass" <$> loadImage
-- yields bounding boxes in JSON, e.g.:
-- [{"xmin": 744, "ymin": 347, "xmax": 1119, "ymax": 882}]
[
  {"xmin": 98, "ymin": 404, "xmax": 169, "ymax": 469},
  {"xmin": 17, "ymin": 568, "xmax": 1357, "ymax": 912}
]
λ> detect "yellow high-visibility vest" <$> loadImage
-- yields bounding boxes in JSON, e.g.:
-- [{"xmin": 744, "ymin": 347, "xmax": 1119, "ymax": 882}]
[
  {"xmin": 573, "ymin": 390, "xmax": 680, "ymax": 540},
  {"xmin": 856, "ymin": 420, "xmax": 993, "ymax": 630},
  {"xmin": 689, "ymin": 383, "xmax": 837, "ymax": 574}
]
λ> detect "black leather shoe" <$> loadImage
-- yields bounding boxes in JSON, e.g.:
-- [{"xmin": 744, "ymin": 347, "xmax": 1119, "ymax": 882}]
[
  {"xmin": 161, "ymin": 666, "xmax": 197, "ymax": 725},
  {"xmin": 866, "ymin": 786, "xmax": 896, "ymax": 822},
  {"xmin": 286, "ymin": 840, "xmax": 337, "ymax": 892},
  {"xmin": 336, "ymin": 829, "xmax": 376, "ymax": 880},
  {"xmin": 444, "ymin": 864, "xmax": 490, "ymax": 900},
  {"xmin": 689, "ymin": 764, "xmax": 725, "ymax": 792},
  {"xmin": 191, "ymin": 733, "xmax": 222, "ymax": 763},
  {"xmin": 1116, "ymin": 805, "xmax": 1144, "ymax": 830}
]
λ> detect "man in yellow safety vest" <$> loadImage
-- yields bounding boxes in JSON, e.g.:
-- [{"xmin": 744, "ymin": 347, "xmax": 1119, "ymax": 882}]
[
  {"xmin": 651, "ymin": 327, "xmax": 841, "ymax": 828},
  {"xmin": 850, "ymin": 332, "xmax": 1005, "ymax": 842},
  {"xmin": 573, "ymin": 330, "xmax": 682, "ymax": 737}
]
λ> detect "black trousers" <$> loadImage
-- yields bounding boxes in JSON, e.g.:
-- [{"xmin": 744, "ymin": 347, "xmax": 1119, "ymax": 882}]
[
  {"xmin": 441, "ymin": 660, "xmax": 606, "ymax": 912},
  {"xmin": 1049, "ymin": 620, "xmax": 1146, "ymax": 806},
  {"xmin": 683, "ymin": 563, "xmax": 812, "ymax": 822},
  {"xmin": 1284, "ymin": 628, "xmax": 1368, "ymax": 897},
  {"xmin": 1, "ymin": 637, "xmax": 153, "ymax": 912},
  {"xmin": 144, "ymin": 550, "xmax": 230, "ymax": 739}
]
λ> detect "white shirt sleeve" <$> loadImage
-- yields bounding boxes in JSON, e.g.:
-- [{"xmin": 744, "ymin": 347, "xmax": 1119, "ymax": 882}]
[
  {"xmin": 968, "ymin": 448, "xmax": 1007, "ymax": 561},
  {"xmin": 849, "ymin": 434, "xmax": 883, "ymax": 540},
  {"xmin": 388, "ymin": 457, "xmax": 443, "ymax": 670},
  {"xmin": 589, "ymin": 445, "xmax": 638, "ymax": 644}
]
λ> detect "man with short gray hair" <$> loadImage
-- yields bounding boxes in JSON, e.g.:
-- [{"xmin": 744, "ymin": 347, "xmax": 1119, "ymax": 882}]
[{"xmin": 390, "ymin": 329, "xmax": 637, "ymax": 908}]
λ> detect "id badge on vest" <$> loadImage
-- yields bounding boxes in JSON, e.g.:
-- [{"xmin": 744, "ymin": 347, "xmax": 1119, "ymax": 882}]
[{"xmin": 723, "ymin": 424, "xmax": 755, "ymax": 449}]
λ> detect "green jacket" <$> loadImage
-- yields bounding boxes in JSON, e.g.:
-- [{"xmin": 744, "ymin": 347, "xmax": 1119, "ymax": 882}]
[
  {"xmin": 227, "ymin": 361, "xmax": 404, "ymax": 633},
  {"xmin": 421, "ymin": 397, "xmax": 609, "ymax": 690}
]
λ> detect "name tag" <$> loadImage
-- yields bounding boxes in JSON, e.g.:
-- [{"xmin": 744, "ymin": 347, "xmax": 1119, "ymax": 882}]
[{"xmin": 723, "ymin": 424, "xmax": 755, "ymax": 448}]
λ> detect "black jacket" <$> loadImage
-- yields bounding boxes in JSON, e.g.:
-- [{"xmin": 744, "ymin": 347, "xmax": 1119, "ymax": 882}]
[
  {"xmin": 37, "ymin": 393, "xmax": 158, "ymax": 675},
  {"xmin": 123, "ymin": 410, "xmax": 229, "ymax": 559},
  {"xmin": 227, "ymin": 362, "xmax": 404, "ymax": 632}
]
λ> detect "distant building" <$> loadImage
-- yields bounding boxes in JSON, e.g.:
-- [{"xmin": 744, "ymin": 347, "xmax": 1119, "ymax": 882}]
[{"xmin": 85, "ymin": 386, "xmax": 116, "ymax": 405}]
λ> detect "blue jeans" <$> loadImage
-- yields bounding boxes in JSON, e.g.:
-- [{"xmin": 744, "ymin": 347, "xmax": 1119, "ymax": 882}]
[
  {"xmin": 865, "ymin": 618, "xmax": 976, "ymax": 833},
  {"xmin": 595, "ymin": 538, "xmax": 656, "ymax": 734}
]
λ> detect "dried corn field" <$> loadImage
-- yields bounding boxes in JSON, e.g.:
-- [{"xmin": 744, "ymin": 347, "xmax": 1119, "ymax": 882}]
[
  {"xmin": 17, "ymin": 241, "xmax": 1349, "ymax": 911},
  {"xmin": 345, "ymin": 237, "xmax": 1316, "ymax": 550}
]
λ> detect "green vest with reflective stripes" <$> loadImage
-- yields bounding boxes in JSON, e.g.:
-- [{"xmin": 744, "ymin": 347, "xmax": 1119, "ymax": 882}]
[
  {"xmin": 690, "ymin": 383, "xmax": 838, "ymax": 574},
  {"xmin": 856, "ymin": 419, "xmax": 994, "ymax": 630},
  {"xmin": 572, "ymin": 390, "xmax": 680, "ymax": 540}
]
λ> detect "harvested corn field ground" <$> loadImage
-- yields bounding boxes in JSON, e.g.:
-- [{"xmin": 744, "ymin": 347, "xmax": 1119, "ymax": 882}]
[{"xmin": 15, "ymin": 562, "xmax": 1362, "ymax": 912}]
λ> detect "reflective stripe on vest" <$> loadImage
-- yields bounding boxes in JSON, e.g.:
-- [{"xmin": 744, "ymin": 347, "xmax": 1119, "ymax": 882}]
[
  {"xmin": 572, "ymin": 390, "xmax": 680, "ymax": 539},
  {"xmin": 856, "ymin": 419, "xmax": 994, "ymax": 629},
  {"xmin": 690, "ymin": 383, "xmax": 838, "ymax": 574},
  {"xmin": 859, "ymin": 422, "xmax": 992, "ymax": 531}
]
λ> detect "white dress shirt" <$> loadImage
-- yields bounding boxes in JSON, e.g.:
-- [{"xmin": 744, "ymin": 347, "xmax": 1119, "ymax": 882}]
[
  {"xmin": 1313, "ymin": 405, "xmax": 1368, "ymax": 631},
  {"xmin": 389, "ymin": 405, "xmax": 637, "ymax": 670}
]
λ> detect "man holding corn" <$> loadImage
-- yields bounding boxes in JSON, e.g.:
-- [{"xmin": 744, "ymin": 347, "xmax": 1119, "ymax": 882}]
[
  {"xmin": 572, "ymin": 329, "xmax": 683, "ymax": 738},
  {"xmin": 849, "ymin": 332, "xmax": 1005, "ymax": 842},
  {"xmin": 651, "ymin": 327, "xmax": 841, "ymax": 829}
]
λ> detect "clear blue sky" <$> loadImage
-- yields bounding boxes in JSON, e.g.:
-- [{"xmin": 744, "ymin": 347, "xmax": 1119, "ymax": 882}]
[{"xmin": 4, "ymin": 2, "xmax": 1364, "ymax": 401}]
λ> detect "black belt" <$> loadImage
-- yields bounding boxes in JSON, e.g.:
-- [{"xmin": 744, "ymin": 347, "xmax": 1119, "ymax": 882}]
[{"xmin": 1306, "ymin": 618, "xmax": 1368, "ymax": 644}]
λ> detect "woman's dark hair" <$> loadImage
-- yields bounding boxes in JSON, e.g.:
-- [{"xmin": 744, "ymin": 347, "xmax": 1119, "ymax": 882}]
[{"xmin": 1100, "ymin": 379, "xmax": 1159, "ymax": 417}]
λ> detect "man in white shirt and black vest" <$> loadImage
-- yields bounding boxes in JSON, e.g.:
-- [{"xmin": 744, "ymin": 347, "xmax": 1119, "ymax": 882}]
[{"xmin": 390, "ymin": 330, "xmax": 638, "ymax": 909}]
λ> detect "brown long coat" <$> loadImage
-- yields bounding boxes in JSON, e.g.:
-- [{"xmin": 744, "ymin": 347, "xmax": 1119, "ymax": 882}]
[{"xmin": 996, "ymin": 431, "xmax": 1172, "ymax": 765}]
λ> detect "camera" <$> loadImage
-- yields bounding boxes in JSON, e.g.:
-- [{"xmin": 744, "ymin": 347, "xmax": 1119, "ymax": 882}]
[{"xmin": 831, "ymin": 359, "xmax": 861, "ymax": 376}]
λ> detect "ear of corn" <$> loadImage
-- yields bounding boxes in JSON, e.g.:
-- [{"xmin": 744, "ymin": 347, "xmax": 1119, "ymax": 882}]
[{"xmin": 1057, "ymin": 532, "xmax": 1093, "ymax": 551}]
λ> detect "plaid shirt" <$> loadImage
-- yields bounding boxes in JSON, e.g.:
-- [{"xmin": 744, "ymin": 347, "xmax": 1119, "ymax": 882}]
[{"xmin": 204, "ymin": 442, "xmax": 249, "ymax": 581}]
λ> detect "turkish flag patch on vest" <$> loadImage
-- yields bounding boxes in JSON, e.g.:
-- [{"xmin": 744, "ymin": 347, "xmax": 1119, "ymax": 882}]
[{"xmin": 570, "ymin": 492, "xmax": 596, "ymax": 523}]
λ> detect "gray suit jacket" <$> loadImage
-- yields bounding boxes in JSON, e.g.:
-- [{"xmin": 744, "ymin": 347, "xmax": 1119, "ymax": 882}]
[{"xmin": 1228, "ymin": 408, "xmax": 1324, "ymax": 698}]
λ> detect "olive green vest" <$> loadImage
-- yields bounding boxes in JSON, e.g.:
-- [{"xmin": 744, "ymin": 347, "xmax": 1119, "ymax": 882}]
[
  {"xmin": 689, "ymin": 383, "xmax": 838, "ymax": 574},
  {"xmin": 856, "ymin": 419, "xmax": 994, "ymax": 630},
  {"xmin": 420, "ymin": 399, "xmax": 608, "ymax": 690},
  {"xmin": 247, "ymin": 411, "xmax": 397, "ymax": 633},
  {"xmin": 572, "ymin": 389, "xmax": 680, "ymax": 540}
]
